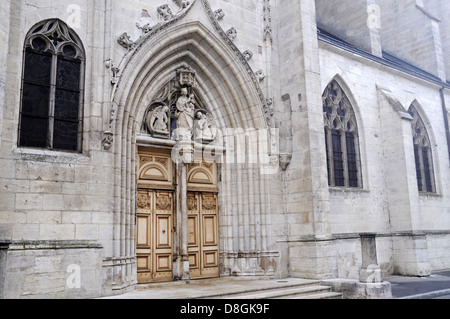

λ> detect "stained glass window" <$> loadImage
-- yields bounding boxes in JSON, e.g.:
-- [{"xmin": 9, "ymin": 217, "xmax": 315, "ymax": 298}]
[
  {"xmin": 408, "ymin": 105, "xmax": 435, "ymax": 193},
  {"xmin": 19, "ymin": 20, "xmax": 84, "ymax": 152},
  {"xmin": 323, "ymin": 80, "xmax": 362, "ymax": 188}
]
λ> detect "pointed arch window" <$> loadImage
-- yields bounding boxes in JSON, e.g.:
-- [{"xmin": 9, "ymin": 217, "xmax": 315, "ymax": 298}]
[
  {"xmin": 408, "ymin": 105, "xmax": 435, "ymax": 193},
  {"xmin": 18, "ymin": 20, "xmax": 85, "ymax": 152},
  {"xmin": 323, "ymin": 80, "xmax": 362, "ymax": 188}
]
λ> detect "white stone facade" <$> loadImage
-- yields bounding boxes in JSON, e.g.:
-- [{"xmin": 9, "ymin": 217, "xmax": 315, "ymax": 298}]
[{"xmin": 0, "ymin": 0, "xmax": 449, "ymax": 298}]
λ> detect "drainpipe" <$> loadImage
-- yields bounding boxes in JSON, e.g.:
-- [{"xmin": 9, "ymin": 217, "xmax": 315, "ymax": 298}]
[{"xmin": 441, "ymin": 87, "xmax": 450, "ymax": 163}]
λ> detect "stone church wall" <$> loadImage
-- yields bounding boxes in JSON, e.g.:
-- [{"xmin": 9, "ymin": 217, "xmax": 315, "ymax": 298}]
[
  {"xmin": 0, "ymin": 0, "xmax": 449, "ymax": 298},
  {"xmin": 318, "ymin": 39, "xmax": 450, "ymax": 276}
]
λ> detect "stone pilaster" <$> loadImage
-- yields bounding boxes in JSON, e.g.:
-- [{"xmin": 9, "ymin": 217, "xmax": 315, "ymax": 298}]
[
  {"xmin": 377, "ymin": 86, "xmax": 431, "ymax": 276},
  {"xmin": 275, "ymin": 0, "xmax": 333, "ymax": 279}
]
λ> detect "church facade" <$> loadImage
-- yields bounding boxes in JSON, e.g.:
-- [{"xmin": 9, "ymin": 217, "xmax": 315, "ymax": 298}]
[{"xmin": 0, "ymin": 0, "xmax": 449, "ymax": 298}]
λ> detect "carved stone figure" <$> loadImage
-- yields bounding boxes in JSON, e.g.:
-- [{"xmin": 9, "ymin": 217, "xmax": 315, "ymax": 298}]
[
  {"xmin": 147, "ymin": 105, "xmax": 169, "ymax": 135},
  {"xmin": 175, "ymin": 88, "xmax": 195, "ymax": 140},
  {"xmin": 117, "ymin": 33, "xmax": 133, "ymax": 49},
  {"xmin": 102, "ymin": 131, "xmax": 114, "ymax": 151},
  {"xmin": 136, "ymin": 10, "xmax": 153, "ymax": 33},
  {"xmin": 214, "ymin": 9, "xmax": 225, "ymax": 20},
  {"xmin": 243, "ymin": 50, "xmax": 253, "ymax": 61},
  {"xmin": 226, "ymin": 27, "xmax": 237, "ymax": 41},
  {"xmin": 194, "ymin": 111, "xmax": 216, "ymax": 141},
  {"xmin": 117, "ymin": 32, "xmax": 134, "ymax": 49},
  {"xmin": 255, "ymin": 70, "xmax": 265, "ymax": 81}
]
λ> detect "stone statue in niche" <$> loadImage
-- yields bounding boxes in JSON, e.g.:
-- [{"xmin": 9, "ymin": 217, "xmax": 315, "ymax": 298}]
[
  {"xmin": 146, "ymin": 105, "xmax": 169, "ymax": 136},
  {"xmin": 175, "ymin": 88, "xmax": 195, "ymax": 140}
]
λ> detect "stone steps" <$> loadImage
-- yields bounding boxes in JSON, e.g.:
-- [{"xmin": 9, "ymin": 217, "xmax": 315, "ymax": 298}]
[{"xmin": 200, "ymin": 280, "xmax": 342, "ymax": 300}]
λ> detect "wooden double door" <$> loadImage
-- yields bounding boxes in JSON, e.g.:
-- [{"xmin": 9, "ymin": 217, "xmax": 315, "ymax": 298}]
[
  {"xmin": 136, "ymin": 148, "xmax": 219, "ymax": 283},
  {"xmin": 136, "ymin": 190, "xmax": 219, "ymax": 283}
]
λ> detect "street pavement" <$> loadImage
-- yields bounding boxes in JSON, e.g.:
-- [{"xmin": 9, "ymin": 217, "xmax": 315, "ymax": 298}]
[{"xmin": 385, "ymin": 270, "xmax": 450, "ymax": 299}]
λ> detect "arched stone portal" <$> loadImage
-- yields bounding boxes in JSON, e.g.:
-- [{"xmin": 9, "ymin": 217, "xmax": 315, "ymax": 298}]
[{"xmin": 105, "ymin": 1, "xmax": 281, "ymax": 289}]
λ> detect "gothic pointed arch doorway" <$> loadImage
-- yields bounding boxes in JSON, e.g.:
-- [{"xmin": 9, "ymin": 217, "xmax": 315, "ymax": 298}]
[{"xmin": 106, "ymin": 13, "xmax": 277, "ymax": 289}]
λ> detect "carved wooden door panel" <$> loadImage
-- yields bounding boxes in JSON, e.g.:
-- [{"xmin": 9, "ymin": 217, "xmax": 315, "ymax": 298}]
[
  {"xmin": 188, "ymin": 192, "xmax": 219, "ymax": 279},
  {"xmin": 137, "ymin": 189, "xmax": 173, "ymax": 283}
]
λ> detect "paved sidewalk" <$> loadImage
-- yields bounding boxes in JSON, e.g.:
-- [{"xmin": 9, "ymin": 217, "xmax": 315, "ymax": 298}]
[{"xmin": 386, "ymin": 270, "xmax": 450, "ymax": 299}]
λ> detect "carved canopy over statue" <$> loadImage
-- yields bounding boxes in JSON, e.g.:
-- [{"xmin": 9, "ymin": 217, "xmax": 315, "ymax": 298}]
[{"xmin": 142, "ymin": 66, "xmax": 217, "ymax": 142}]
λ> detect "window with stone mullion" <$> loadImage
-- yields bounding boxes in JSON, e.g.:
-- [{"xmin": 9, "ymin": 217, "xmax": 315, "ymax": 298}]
[
  {"xmin": 19, "ymin": 20, "xmax": 84, "ymax": 152},
  {"xmin": 322, "ymin": 80, "xmax": 362, "ymax": 189},
  {"xmin": 408, "ymin": 105, "xmax": 436, "ymax": 194}
]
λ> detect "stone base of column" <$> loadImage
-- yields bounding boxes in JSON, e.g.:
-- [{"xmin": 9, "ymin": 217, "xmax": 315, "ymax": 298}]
[{"xmin": 181, "ymin": 255, "xmax": 190, "ymax": 281}]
